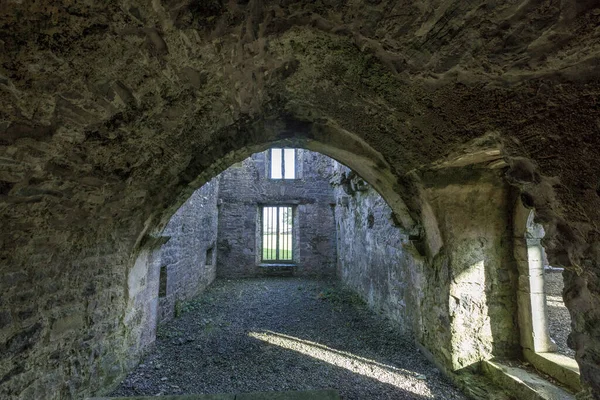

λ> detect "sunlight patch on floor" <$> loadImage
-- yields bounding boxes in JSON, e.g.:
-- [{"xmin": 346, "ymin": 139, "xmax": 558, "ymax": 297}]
[{"xmin": 248, "ymin": 330, "xmax": 434, "ymax": 397}]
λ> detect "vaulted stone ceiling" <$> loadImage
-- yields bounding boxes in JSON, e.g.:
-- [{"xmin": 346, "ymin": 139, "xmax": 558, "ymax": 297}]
[{"xmin": 1, "ymin": 0, "xmax": 599, "ymax": 398}]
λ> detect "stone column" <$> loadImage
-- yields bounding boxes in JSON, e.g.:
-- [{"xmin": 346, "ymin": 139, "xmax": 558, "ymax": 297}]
[
  {"xmin": 514, "ymin": 203, "xmax": 557, "ymax": 353},
  {"xmin": 527, "ymin": 238, "xmax": 558, "ymax": 352}
]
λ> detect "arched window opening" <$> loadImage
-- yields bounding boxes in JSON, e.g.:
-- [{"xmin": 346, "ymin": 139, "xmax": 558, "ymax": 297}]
[{"xmin": 516, "ymin": 209, "xmax": 581, "ymax": 392}]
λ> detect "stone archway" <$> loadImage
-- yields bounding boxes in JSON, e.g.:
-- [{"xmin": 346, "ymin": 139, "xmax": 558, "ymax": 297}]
[
  {"xmin": 127, "ymin": 120, "xmax": 529, "ymax": 395},
  {"xmin": 1, "ymin": 2, "xmax": 600, "ymax": 398},
  {"xmin": 124, "ymin": 123, "xmax": 438, "ymax": 376},
  {"xmin": 143, "ymin": 116, "xmax": 443, "ymax": 253},
  {"xmin": 0, "ymin": 110, "xmax": 591, "ymax": 399}
]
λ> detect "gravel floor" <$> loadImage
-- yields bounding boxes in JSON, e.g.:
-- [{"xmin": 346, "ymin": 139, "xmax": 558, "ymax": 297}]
[
  {"xmin": 545, "ymin": 271, "xmax": 575, "ymax": 358},
  {"xmin": 111, "ymin": 278, "xmax": 467, "ymax": 399}
]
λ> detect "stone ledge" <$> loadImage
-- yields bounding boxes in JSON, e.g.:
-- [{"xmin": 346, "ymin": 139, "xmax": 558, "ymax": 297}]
[
  {"xmin": 257, "ymin": 263, "xmax": 297, "ymax": 276},
  {"xmin": 88, "ymin": 389, "xmax": 340, "ymax": 400},
  {"xmin": 524, "ymin": 349, "xmax": 581, "ymax": 392},
  {"xmin": 482, "ymin": 359, "xmax": 576, "ymax": 400},
  {"xmin": 258, "ymin": 263, "xmax": 297, "ymax": 268}
]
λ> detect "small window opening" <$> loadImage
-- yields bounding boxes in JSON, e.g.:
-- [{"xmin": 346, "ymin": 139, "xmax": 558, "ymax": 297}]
[
  {"xmin": 367, "ymin": 212, "xmax": 375, "ymax": 229},
  {"xmin": 270, "ymin": 148, "xmax": 295, "ymax": 179},
  {"xmin": 262, "ymin": 206, "xmax": 293, "ymax": 262},
  {"xmin": 158, "ymin": 266, "xmax": 167, "ymax": 298},
  {"xmin": 521, "ymin": 210, "xmax": 580, "ymax": 392},
  {"xmin": 206, "ymin": 247, "xmax": 214, "ymax": 266}
]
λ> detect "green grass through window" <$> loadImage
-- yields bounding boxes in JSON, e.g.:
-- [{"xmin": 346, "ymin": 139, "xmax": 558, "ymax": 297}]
[{"xmin": 262, "ymin": 233, "xmax": 292, "ymax": 261}]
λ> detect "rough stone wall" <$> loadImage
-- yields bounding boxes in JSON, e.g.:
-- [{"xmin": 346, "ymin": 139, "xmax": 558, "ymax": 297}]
[
  {"xmin": 217, "ymin": 150, "xmax": 336, "ymax": 278},
  {"xmin": 125, "ymin": 244, "xmax": 160, "ymax": 371},
  {"xmin": 331, "ymin": 165, "xmax": 520, "ymax": 373},
  {"xmin": 332, "ymin": 164, "xmax": 425, "ymax": 337},
  {"xmin": 0, "ymin": 178, "xmax": 219, "ymax": 400},
  {"xmin": 420, "ymin": 170, "xmax": 521, "ymax": 371},
  {"xmin": 0, "ymin": 229, "xmax": 137, "ymax": 400},
  {"xmin": 156, "ymin": 179, "xmax": 220, "ymax": 323},
  {"xmin": 1, "ymin": 1, "xmax": 600, "ymax": 397}
]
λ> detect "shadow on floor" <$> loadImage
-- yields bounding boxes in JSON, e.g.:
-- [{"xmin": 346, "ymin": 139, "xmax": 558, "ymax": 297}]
[{"xmin": 110, "ymin": 278, "xmax": 467, "ymax": 400}]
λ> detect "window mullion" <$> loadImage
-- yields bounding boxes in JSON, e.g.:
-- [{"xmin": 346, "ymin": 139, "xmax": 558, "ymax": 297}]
[
  {"xmin": 289, "ymin": 207, "xmax": 293, "ymax": 260},
  {"xmin": 276, "ymin": 207, "xmax": 280, "ymax": 260},
  {"xmin": 281, "ymin": 150, "xmax": 285, "ymax": 179},
  {"xmin": 270, "ymin": 207, "xmax": 275, "ymax": 260}
]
